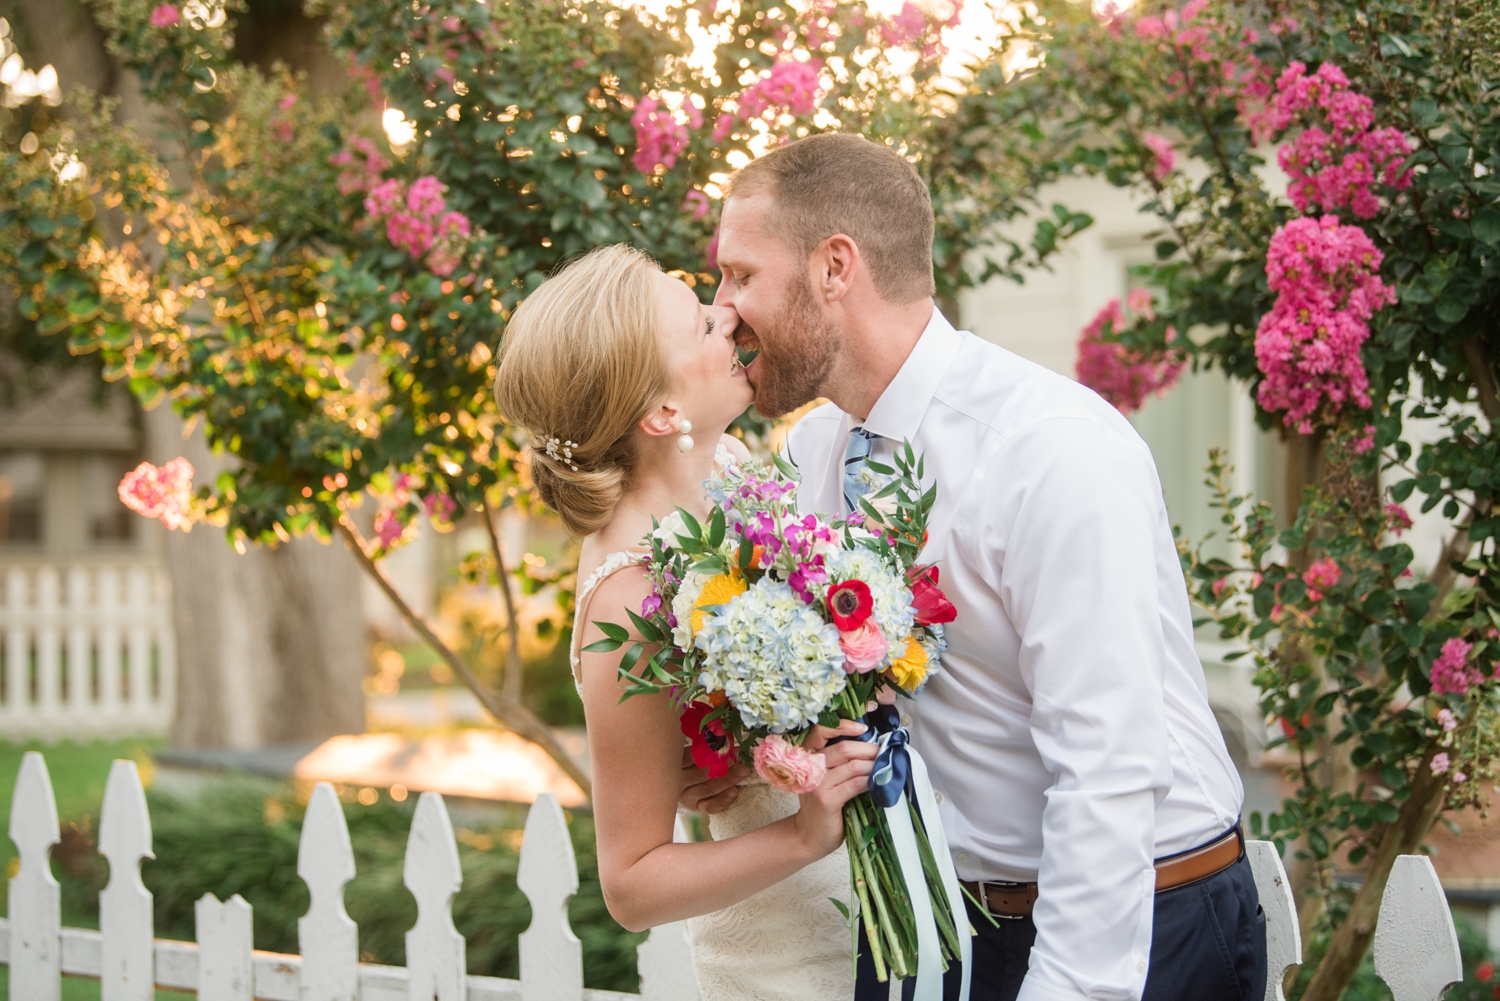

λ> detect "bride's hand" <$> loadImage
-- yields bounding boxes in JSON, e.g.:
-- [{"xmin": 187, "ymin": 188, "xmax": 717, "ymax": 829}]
[{"xmin": 792, "ymin": 719, "xmax": 879, "ymax": 857}]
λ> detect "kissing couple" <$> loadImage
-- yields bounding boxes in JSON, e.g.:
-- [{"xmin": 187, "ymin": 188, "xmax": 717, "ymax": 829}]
[{"xmin": 493, "ymin": 132, "xmax": 1266, "ymax": 1001}]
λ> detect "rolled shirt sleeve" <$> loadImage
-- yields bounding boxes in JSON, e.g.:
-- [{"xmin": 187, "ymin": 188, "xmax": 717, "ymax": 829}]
[{"xmin": 990, "ymin": 418, "xmax": 1172, "ymax": 1001}]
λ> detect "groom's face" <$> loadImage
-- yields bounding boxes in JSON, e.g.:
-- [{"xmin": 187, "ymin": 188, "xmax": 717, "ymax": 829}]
[{"xmin": 714, "ymin": 190, "xmax": 839, "ymax": 418}]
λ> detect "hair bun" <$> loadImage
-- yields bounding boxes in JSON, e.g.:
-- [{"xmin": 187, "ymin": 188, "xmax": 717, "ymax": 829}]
[{"xmin": 527, "ymin": 451, "xmax": 627, "ymax": 537}]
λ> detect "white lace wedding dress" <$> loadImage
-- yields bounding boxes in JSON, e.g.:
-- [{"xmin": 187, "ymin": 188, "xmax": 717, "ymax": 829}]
[{"xmin": 568, "ymin": 446, "xmax": 854, "ymax": 1001}]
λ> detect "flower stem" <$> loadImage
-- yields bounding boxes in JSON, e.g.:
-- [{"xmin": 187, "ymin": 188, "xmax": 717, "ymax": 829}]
[{"xmin": 846, "ymin": 812, "xmax": 889, "ymax": 983}]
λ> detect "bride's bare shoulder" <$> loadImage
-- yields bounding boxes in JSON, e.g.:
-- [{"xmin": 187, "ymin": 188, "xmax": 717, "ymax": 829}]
[{"xmin": 719, "ymin": 433, "xmax": 751, "ymax": 464}]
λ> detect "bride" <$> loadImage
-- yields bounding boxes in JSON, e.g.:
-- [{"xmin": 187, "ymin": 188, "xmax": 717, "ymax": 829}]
[{"xmin": 492, "ymin": 244, "xmax": 875, "ymax": 1000}]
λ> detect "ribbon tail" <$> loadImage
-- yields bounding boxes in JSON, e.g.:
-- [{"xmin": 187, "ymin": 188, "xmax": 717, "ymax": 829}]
[
  {"xmin": 908, "ymin": 747, "xmax": 972, "ymax": 1001},
  {"xmin": 884, "ymin": 787, "xmax": 942, "ymax": 1001}
]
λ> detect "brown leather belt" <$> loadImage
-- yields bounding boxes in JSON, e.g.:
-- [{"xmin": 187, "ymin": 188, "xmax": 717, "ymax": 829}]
[{"xmin": 960, "ymin": 827, "xmax": 1243, "ymax": 920}]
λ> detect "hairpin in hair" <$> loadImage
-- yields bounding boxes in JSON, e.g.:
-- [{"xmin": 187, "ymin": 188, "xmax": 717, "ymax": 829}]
[{"xmin": 542, "ymin": 435, "xmax": 580, "ymax": 472}]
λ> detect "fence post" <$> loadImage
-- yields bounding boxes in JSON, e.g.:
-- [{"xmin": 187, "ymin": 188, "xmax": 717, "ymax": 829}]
[
  {"xmin": 404, "ymin": 791, "xmax": 467, "ymax": 1001},
  {"xmin": 65, "ymin": 567, "xmax": 90, "ymax": 715},
  {"xmin": 197, "ymin": 893, "xmax": 255, "ymax": 1001},
  {"xmin": 2, "ymin": 567, "xmax": 28, "ymax": 716},
  {"xmin": 36, "ymin": 567, "xmax": 61, "ymax": 717},
  {"xmin": 1245, "ymin": 840, "xmax": 1300, "ymax": 1001},
  {"xmin": 518, "ymin": 792, "xmax": 583, "ymax": 1001},
  {"xmin": 1373, "ymin": 854, "xmax": 1462, "ymax": 1001},
  {"xmin": 9, "ymin": 751, "xmax": 62, "ymax": 1001},
  {"xmin": 298, "ymin": 782, "xmax": 359, "ymax": 1001},
  {"xmin": 98, "ymin": 567, "xmax": 123, "ymax": 716},
  {"xmin": 100, "ymin": 759, "xmax": 155, "ymax": 1001}
]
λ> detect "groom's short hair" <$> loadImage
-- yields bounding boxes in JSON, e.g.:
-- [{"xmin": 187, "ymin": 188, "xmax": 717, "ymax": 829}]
[{"xmin": 727, "ymin": 132, "xmax": 935, "ymax": 303}]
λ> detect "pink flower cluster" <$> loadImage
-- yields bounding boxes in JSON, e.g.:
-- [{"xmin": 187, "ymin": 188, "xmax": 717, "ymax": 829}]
[
  {"xmin": 373, "ymin": 509, "xmax": 410, "ymax": 551},
  {"xmin": 738, "ymin": 59, "xmax": 822, "ymax": 121},
  {"xmin": 1253, "ymin": 215, "xmax": 1395, "ymax": 432},
  {"xmin": 1430, "ymin": 638, "xmax": 1480, "ymax": 697},
  {"xmin": 149, "ymin": 4, "xmax": 179, "ymax": 28},
  {"xmin": 753, "ymin": 733, "xmax": 826, "ymax": 794},
  {"xmin": 1260, "ymin": 62, "xmax": 1412, "ymax": 219},
  {"xmin": 118, "ymin": 458, "xmax": 195, "ymax": 531},
  {"xmin": 1132, "ymin": 0, "xmax": 1271, "ymax": 110},
  {"xmin": 1144, "ymin": 133, "xmax": 1176, "ymax": 181},
  {"xmin": 1301, "ymin": 557, "xmax": 1340, "ymax": 601},
  {"xmin": 363, "ymin": 176, "xmax": 472, "ymax": 277},
  {"xmin": 879, "ymin": 2, "xmax": 927, "ymax": 46},
  {"xmin": 631, "ymin": 96, "xmax": 701, "ymax": 173},
  {"xmin": 1385, "ymin": 502, "xmax": 1413, "ymax": 536},
  {"xmin": 1075, "ymin": 292, "xmax": 1185, "ymax": 415},
  {"xmin": 329, "ymin": 136, "xmax": 392, "ymax": 197}
]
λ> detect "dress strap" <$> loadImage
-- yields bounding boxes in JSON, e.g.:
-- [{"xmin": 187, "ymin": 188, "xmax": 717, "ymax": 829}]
[{"xmin": 569, "ymin": 549, "xmax": 648, "ymax": 693}]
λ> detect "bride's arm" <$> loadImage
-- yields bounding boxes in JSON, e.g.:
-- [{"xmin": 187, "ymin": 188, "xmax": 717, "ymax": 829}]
[{"xmin": 577, "ymin": 566, "xmax": 875, "ymax": 932}]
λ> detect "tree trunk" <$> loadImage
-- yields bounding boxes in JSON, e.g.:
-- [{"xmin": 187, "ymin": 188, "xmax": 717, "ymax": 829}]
[
  {"xmin": 1300, "ymin": 742, "xmax": 1450, "ymax": 1001},
  {"xmin": 144, "ymin": 406, "xmax": 366, "ymax": 749}
]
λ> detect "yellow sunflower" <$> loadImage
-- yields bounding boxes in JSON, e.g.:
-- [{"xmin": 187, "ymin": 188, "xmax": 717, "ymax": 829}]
[
  {"xmin": 691, "ymin": 573, "xmax": 748, "ymax": 634},
  {"xmin": 885, "ymin": 635, "xmax": 928, "ymax": 691}
]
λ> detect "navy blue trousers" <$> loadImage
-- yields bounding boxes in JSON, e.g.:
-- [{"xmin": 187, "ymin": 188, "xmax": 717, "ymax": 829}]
[{"xmin": 855, "ymin": 853, "xmax": 1267, "ymax": 1001}]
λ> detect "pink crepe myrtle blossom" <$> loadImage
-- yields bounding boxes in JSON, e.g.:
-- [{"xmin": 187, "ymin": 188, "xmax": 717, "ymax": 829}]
[
  {"xmin": 753, "ymin": 734, "xmax": 827, "ymax": 794},
  {"xmin": 712, "ymin": 113, "xmax": 735, "ymax": 143},
  {"xmin": 1075, "ymin": 298, "xmax": 1185, "ymax": 415},
  {"xmin": 1126, "ymin": 287, "xmax": 1156, "ymax": 319},
  {"xmin": 1430, "ymin": 752, "xmax": 1450, "ymax": 776},
  {"xmin": 1385, "ymin": 502, "xmax": 1413, "ymax": 536},
  {"xmin": 1253, "ymin": 216, "xmax": 1395, "ymax": 433},
  {"xmin": 737, "ymin": 60, "xmax": 821, "ymax": 121},
  {"xmin": 424, "ymin": 493, "xmax": 457, "ymax": 525},
  {"xmin": 331, "ymin": 137, "xmax": 391, "ymax": 196},
  {"xmin": 373, "ymin": 509, "xmax": 411, "ymax": 551},
  {"xmin": 1430, "ymin": 638, "xmax": 1480, "ymax": 697},
  {"xmin": 149, "ymin": 4, "xmax": 179, "ymax": 28},
  {"xmin": 273, "ymin": 119, "xmax": 295, "ymax": 142},
  {"xmin": 363, "ymin": 176, "xmax": 472, "ymax": 275},
  {"xmin": 630, "ymin": 96, "xmax": 699, "ymax": 173},
  {"xmin": 1302, "ymin": 557, "xmax": 1340, "ymax": 601},
  {"xmin": 118, "ymin": 458, "xmax": 196, "ymax": 531},
  {"xmin": 1437, "ymin": 708, "xmax": 1457, "ymax": 732},
  {"xmin": 1143, "ymin": 133, "xmax": 1176, "ymax": 182},
  {"xmin": 879, "ymin": 2, "xmax": 927, "ymax": 46},
  {"xmin": 684, "ymin": 190, "xmax": 711, "ymax": 219},
  {"xmin": 1211, "ymin": 578, "xmax": 1229, "ymax": 600},
  {"xmin": 1351, "ymin": 423, "xmax": 1376, "ymax": 454},
  {"xmin": 278, "ymin": 93, "xmax": 297, "ymax": 111},
  {"xmin": 407, "ymin": 176, "xmax": 448, "ymax": 219}
]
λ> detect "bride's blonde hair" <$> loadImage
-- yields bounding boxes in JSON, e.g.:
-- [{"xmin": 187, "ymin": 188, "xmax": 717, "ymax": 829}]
[{"xmin": 493, "ymin": 244, "xmax": 671, "ymax": 536}]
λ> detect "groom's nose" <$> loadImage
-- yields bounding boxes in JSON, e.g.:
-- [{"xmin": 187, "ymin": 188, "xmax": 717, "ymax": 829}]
[{"xmin": 707, "ymin": 304, "xmax": 739, "ymax": 339}]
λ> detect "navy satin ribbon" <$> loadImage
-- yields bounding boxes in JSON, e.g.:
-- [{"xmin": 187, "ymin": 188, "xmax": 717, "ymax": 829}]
[{"xmin": 832, "ymin": 703, "xmax": 911, "ymax": 808}]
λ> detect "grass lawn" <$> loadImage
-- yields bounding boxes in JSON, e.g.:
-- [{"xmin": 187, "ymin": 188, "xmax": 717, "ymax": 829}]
[
  {"xmin": 0, "ymin": 967, "xmax": 192, "ymax": 1000},
  {"xmin": 0, "ymin": 738, "xmax": 159, "ymax": 843}
]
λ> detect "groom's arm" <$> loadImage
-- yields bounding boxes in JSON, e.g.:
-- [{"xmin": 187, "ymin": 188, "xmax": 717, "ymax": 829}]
[{"xmin": 992, "ymin": 417, "xmax": 1172, "ymax": 1001}]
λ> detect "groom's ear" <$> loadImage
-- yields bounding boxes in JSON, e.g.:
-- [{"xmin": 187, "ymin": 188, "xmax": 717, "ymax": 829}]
[
  {"xmin": 814, "ymin": 234, "xmax": 860, "ymax": 304},
  {"xmin": 638, "ymin": 403, "xmax": 681, "ymax": 438}
]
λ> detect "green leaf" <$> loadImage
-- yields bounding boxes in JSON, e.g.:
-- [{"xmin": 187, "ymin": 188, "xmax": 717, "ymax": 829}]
[
  {"xmin": 1378, "ymin": 32, "xmax": 1413, "ymax": 57},
  {"xmin": 581, "ymin": 636, "xmax": 623, "ymax": 653},
  {"xmin": 708, "ymin": 505, "xmax": 725, "ymax": 549},
  {"xmin": 625, "ymin": 608, "xmax": 664, "ymax": 644},
  {"xmin": 1472, "ymin": 209, "xmax": 1500, "ymax": 246},
  {"xmin": 1155, "ymin": 240, "xmax": 1179, "ymax": 260},
  {"xmin": 595, "ymin": 620, "xmax": 630, "ymax": 642}
]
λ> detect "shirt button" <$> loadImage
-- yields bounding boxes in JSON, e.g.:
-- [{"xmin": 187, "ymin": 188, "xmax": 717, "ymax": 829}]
[
  {"xmin": 900, "ymin": 713, "xmax": 912, "ymax": 727},
  {"xmin": 1137, "ymin": 961, "xmax": 1146, "ymax": 973},
  {"xmin": 934, "ymin": 791, "xmax": 944, "ymax": 804},
  {"xmin": 957, "ymin": 852, "xmax": 969, "ymax": 862}
]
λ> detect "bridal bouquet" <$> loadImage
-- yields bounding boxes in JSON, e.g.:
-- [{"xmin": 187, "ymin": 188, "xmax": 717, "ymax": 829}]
[{"xmin": 585, "ymin": 445, "xmax": 969, "ymax": 985}]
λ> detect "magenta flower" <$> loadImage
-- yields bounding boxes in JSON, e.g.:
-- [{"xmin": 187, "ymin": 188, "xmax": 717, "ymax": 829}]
[
  {"xmin": 737, "ymin": 59, "xmax": 821, "ymax": 120},
  {"xmin": 407, "ymin": 176, "xmax": 448, "ymax": 219},
  {"xmin": 423, "ymin": 493, "xmax": 457, "ymax": 525},
  {"xmin": 1385, "ymin": 502, "xmax": 1413, "ymax": 536},
  {"xmin": 149, "ymin": 4, "xmax": 179, "ymax": 28},
  {"xmin": 1144, "ymin": 133, "xmax": 1176, "ymax": 181},
  {"xmin": 879, "ymin": 2, "xmax": 927, "ymax": 46},
  {"xmin": 1075, "ymin": 299, "xmax": 1185, "ymax": 414},
  {"xmin": 118, "ymin": 458, "xmax": 196, "ymax": 531},
  {"xmin": 631, "ymin": 96, "xmax": 695, "ymax": 173},
  {"xmin": 1301, "ymin": 557, "xmax": 1340, "ymax": 601},
  {"xmin": 684, "ymin": 190, "xmax": 711, "ymax": 220},
  {"xmin": 278, "ymin": 93, "xmax": 297, "ymax": 111},
  {"xmin": 373, "ymin": 509, "xmax": 409, "ymax": 551},
  {"xmin": 1430, "ymin": 638, "xmax": 1480, "ymax": 697},
  {"xmin": 1253, "ymin": 216, "xmax": 1394, "ymax": 433}
]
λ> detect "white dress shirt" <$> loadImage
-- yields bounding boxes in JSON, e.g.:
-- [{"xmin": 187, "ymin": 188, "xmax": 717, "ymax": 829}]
[{"xmin": 785, "ymin": 308, "xmax": 1243, "ymax": 1001}]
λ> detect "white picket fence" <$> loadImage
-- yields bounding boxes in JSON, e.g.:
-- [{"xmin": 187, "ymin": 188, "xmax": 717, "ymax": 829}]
[
  {"xmin": 0, "ymin": 564, "xmax": 176, "ymax": 739},
  {"xmin": 0, "ymin": 751, "xmax": 1472, "ymax": 1001},
  {"xmin": 2, "ymin": 752, "xmax": 698, "ymax": 1000}
]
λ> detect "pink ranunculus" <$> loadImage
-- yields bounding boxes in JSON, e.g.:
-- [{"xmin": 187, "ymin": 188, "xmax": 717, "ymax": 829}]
[
  {"xmin": 753, "ymin": 734, "xmax": 827, "ymax": 794},
  {"xmin": 118, "ymin": 458, "xmax": 196, "ymax": 531},
  {"xmin": 839, "ymin": 620, "xmax": 888, "ymax": 674},
  {"xmin": 1430, "ymin": 638, "xmax": 1480, "ymax": 697},
  {"xmin": 149, "ymin": 4, "xmax": 179, "ymax": 28}
]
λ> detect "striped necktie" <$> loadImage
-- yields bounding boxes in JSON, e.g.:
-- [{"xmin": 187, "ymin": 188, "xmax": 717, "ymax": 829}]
[{"xmin": 843, "ymin": 426, "xmax": 880, "ymax": 516}]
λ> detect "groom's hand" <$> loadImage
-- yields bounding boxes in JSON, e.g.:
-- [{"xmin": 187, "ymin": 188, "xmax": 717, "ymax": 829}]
[{"xmin": 678, "ymin": 746, "xmax": 751, "ymax": 814}]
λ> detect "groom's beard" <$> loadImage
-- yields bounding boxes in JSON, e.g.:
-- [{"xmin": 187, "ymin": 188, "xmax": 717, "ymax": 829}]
[{"xmin": 745, "ymin": 276, "xmax": 840, "ymax": 419}]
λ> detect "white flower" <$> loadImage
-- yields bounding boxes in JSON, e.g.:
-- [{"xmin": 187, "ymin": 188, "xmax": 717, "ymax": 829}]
[
  {"xmin": 695, "ymin": 579, "xmax": 847, "ymax": 732},
  {"xmin": 825, "ymin": 549, "xmax": 914, "ymax": 669},
  {"xmin": 653, "ymin": 510, "xmax": 691, "ymax": 548},
  {"xmin": 671, "ymin": 571, "xmax": 709, "ymax": 650}
]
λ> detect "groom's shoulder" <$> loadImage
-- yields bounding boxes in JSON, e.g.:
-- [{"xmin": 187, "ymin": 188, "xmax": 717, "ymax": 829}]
[{"xmin": 942, "ymin": 331, "xmax": 1137, "ymax": 445}]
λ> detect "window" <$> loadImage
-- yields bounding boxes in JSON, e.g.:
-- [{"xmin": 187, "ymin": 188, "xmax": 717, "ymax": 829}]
[
  {"xmin": 85, "ymin": 453, "xmax": 137, "ymax": 543},
  {"xmin": 0, "ymin": 451, "xmax": 44, "ymax": 544}
]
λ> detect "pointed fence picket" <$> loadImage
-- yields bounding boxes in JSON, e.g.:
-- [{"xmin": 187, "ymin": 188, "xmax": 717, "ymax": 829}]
[
  {"xmin": 0, "ymin": 753, "xmax": 694, "ymax": 1000},
  {"xmin": 0, "ymin": 751, "xmax": 1474, "ymax": 999}
]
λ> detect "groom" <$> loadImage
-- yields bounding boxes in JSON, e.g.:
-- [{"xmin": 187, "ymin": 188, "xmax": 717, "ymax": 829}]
[{"xmin": 693, "ymin": 132, "xmax": 1266, "ymax": 1001}]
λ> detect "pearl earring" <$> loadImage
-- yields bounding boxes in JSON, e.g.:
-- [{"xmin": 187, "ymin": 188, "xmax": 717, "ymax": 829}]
[{"xmin": 676, "ymin": 420, "xmax": 694, "ymax": 453}]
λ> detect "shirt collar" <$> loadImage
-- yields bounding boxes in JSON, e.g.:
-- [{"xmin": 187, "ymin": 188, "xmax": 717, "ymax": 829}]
[{"xmin": 858, "ymin": 306, "xmax": 962, "ymax": 442}]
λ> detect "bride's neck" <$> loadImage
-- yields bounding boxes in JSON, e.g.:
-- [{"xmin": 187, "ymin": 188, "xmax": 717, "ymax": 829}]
[{"xmin": 611, "ymin": 434, "xmax": 721, "ymax": 536}]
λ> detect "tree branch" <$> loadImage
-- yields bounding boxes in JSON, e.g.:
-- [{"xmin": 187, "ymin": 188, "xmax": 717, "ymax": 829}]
[
  {"xmin": 480, "ymin": 499, "xmax": 526, "ymax": 704},
  {"xmin": 1462, "ymin": 337, "xmax": 1500, "ymax": 423},
  {"xmin": 336, "ymin": 516, "xmax": 592, "ymax": 799}
]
